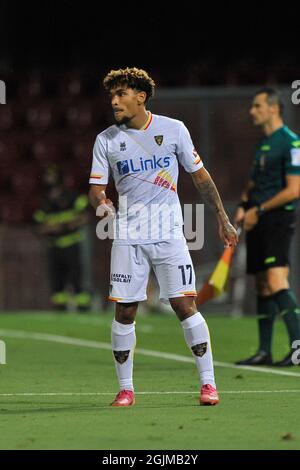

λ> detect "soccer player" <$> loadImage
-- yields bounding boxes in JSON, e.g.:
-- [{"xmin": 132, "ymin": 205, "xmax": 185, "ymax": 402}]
[
  {"xmin": 235, "ymin": 88, "xmax": 300, "ymax": 366},
  {"xmin": 89, "ymin": 68, "xmax": 238, "ymax": 406}
]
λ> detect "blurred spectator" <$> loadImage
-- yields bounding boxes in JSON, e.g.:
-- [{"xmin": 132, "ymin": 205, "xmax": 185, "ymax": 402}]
[
  {"xmin": 18, "ymin": 72, "xmax": 45, "ymax": 104},
  {"xmin": 33, "ymin": 165, "xmax": 92, "ymax": 311}
]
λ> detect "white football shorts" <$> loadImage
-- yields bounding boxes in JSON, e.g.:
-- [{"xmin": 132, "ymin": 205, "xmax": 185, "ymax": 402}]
[{"xmin": 108, "ymin": 238, "xmax": 197, "ymax": 304}]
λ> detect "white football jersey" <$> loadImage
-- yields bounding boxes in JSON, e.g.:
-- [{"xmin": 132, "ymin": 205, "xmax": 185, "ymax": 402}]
[{"xmin": 89, "ymin": 112, "xmax": 203, "ymax": 244}]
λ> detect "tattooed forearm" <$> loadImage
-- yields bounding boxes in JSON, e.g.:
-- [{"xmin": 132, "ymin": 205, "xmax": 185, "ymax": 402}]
[
  {"xmin": 195, "ymin": 179, "xmax": 225, "ymax": 214},
  {"xmin": 192, "ymin": 169, "xmax": 227, "ymax": 218},
  {"xmin": 191, "ymin": 167, "xmax": 238, "ymax": 246}
]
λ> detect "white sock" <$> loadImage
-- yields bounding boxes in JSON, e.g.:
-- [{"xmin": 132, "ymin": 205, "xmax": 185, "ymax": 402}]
[
  {"xmin": 111, "ymin": 319, "xmax": 136, "ymax": 392},
  {"xmin": 181, "ymin": 312, "xmax": 216, "ymax": 388}
]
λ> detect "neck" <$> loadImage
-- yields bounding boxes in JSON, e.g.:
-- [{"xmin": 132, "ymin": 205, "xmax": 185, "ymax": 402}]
[
  {"xmin": 126, "ymin": 109, "xmax": 149, "ymax": 130},
  {"xmin": 262, "ymin": 117, "xmax": 283, "ymax": 136}
]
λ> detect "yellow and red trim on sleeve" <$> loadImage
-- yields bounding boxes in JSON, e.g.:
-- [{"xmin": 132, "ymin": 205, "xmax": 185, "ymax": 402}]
[{"xmin": 89, "ymin": 174, "xmax": 103, "ymax": 180}]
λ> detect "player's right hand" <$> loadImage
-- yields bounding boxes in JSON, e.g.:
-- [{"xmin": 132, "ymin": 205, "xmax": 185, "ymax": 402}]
[
  {"xmin": 218, "ymin": 218, "xmax": 239, "ymax": 248},
  {"xmin": 96, "ymin": 199, "xmax": 115, "ymax": 219}
]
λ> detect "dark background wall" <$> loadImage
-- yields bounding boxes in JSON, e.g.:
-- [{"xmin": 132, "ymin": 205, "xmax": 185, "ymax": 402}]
[
  {"xmin": 0, "ymin": 1, "xmax": 299, "ymax": 311},
  {"xmin": 0, "ymin": 1, "xmax": 299, "ymax": 83}
]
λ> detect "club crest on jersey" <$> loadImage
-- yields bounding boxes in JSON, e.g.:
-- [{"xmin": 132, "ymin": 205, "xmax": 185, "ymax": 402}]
[
  {"xmin": 154, "ymin": 135, "xmax": 164, "ymax": 146},
  {"xmin": 120, "ymin": 142, "xmax": 126, "ymax": 151}
]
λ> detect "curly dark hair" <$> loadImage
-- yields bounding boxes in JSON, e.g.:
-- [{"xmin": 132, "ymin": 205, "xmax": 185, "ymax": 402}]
[{"xmin": 103, "ymin": 67, "xmax": 156, "ymax": 103}]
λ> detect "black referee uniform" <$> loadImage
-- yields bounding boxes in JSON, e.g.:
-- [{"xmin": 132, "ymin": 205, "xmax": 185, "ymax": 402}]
[
  {"xmin": 236, "ymin": 125, "xmax": 300, "ymax": 366},
  {"xmin": 246, "ymin": 126, "xmax": 300, "ymax": 274}
]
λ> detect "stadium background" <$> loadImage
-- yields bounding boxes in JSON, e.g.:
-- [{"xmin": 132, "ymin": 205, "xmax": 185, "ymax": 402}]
[{"xmin": 0, "ymin": 0, "xmax": 299, "ymax": 312}]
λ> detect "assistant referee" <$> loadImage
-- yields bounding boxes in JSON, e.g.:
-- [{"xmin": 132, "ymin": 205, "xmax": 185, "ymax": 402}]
[{"xmin": 234, "ymin": 87, "xmax": 300, "ymax": 367}]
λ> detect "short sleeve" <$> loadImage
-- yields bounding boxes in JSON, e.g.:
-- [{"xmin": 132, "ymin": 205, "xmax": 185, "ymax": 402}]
[
  {"xmin": 285, "ymin": 139, "xmax": 300, "ymax": 175},
  {"xmin": 176, "ymin": 122, "xmax": 204, "ymax": 173},
  {"xmin": 89, "ymin": 135, "xmax": 110, "ymax": 185}
]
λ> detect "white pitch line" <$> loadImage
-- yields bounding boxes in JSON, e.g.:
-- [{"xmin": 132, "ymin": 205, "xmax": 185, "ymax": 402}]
[
  {"xmin": 0, "ymin": 390, "xmax": 299, "ymax": 397},
  {"xmin": 0, "ymin": 328, "xmax": 300, "ymax": 378}
]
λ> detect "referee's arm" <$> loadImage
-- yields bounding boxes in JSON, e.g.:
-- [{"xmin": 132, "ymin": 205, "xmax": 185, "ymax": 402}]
[
  {"xmin": 240, "ymin": 180, "xmax": 255, "ymax": 204},
  {"xmin": 243, "ymin": 175, "xmax": 300, "ymax": 232},
  {"xmin": 259, "ymin": 175, "xmax": 300, "ymax": 212},
  {"xmin": 234, "ymin": 180, "xmax": 255, "ymax": 226}
]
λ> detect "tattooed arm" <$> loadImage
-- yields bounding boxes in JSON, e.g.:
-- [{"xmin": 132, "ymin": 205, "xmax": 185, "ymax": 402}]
[{"xmin": 191, "ymin": 167, "xmax": 238, "ymax": 247}]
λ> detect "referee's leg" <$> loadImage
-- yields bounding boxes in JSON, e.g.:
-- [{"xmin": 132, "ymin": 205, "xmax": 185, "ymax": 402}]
[{"xmin": 265, "ymin": 267, "xmax": 300, "ymax": 366}]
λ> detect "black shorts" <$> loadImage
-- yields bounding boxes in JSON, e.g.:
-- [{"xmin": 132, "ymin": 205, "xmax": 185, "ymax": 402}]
[{"xmin": 246, "ymin": 209, "xmax": 297, "ymax": 274}]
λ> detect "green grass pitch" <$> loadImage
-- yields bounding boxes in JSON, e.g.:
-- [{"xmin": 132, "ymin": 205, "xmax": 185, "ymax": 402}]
[{"xmin": 0, "ymin": 311, "xmax": 300, "ymax": 450}]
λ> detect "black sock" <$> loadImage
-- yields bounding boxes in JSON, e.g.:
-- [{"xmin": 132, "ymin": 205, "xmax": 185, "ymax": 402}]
[
  {"xmin": 257, "ymin": 295, "xmax": 278, "ymax": 354},
  {"xmin": 273, "ymin": 289, "xmax": 300, "ymax": 347}
]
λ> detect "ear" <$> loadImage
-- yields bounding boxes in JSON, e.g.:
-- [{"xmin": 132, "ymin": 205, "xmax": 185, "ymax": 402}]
[
  {"xmin": 137, "ymin": 91, "xmax": 147, "ymax": 105},
  {"xmin": 270, "ymin": 103, "xmax": 280, "ymax": 116}
]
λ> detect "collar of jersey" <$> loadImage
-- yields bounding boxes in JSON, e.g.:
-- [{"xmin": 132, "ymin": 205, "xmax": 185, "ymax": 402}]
[{"xmin": 139, "ymin": 111, "xmax": 152, "ymax": 130}]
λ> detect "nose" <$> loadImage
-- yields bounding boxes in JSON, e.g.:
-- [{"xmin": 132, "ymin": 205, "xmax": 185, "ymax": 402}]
[{"xmin": 111, "ymin": 95, "xmax": 119, "ymax": 107}]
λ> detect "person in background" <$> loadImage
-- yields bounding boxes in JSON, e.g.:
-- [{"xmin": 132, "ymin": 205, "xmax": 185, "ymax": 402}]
[
  {"xmin": 34, "ymin": 165, "xmax": 92, "ymax": 311},
  {"xmin": 234, "ymin": 88, "xmax": 300, "ymax": 366}
]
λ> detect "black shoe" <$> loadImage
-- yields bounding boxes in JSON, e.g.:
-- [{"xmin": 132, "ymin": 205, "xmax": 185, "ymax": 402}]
[
  {"xmin": 273, "ymin": 351, "xmax": 299, "ymax": 367},
  {"xmin": 235, "ymin": 351, "xmax": 273, "ymax": 366}
]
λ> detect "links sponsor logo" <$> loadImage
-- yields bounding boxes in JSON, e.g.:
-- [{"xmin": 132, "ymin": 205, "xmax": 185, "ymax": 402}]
[
  {"xmin": 111, "ymin": 273, "xmax": 132, "ymax": 283},
  {"xmin": 117, "ymin": 156, "xmax": 171, "ymax": 176},
  {"xmin": 0, "ymin": 80, "xmax": 6, "ymax": 104}
]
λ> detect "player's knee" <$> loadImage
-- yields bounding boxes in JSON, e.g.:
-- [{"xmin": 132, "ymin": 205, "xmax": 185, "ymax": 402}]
[
  {"xmin": 115, "ymin": 302, "xmax": 138, "ymax": 323},
  {"xmin": 169, "ymin": 297, "xmax": 198, "ymax": 321}
]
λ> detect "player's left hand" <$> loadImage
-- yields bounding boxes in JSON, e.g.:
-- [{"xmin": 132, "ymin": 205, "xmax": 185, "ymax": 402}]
[
  {"xmin": 218, "ymin": 217, "xmax": 239, "ymax": 248},
  {"xmin": 243, "ymin": 207, "xmax": 258, "ymax": 232}
]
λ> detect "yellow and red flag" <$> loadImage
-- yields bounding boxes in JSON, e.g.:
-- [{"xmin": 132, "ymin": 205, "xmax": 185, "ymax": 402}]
[{"xmin": 196, "ymin": 245, "xmax": 235, "ymax": 306}]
